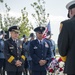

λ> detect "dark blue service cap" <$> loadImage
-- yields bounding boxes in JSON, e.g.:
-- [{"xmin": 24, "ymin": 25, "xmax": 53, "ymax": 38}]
[
  {"xmin": 30, "ymin": 33, "xmax": 35, "ymax": 37},
  {"xmin": 0, "ymin": 30, "xmax": 6, "ymax": 35},
  {"xmin": 23, "ymin": 35, "xmax": 28, "ymax": 38},
  {"xmin": 34, "ymin": 26, "xmax": 45, "ymax": 33},
  {"xmin": 47, "ymin": 31, "xmax": 53, "ymax": 36},
  {"xmin": 8, "ymin": 26, "xmax": 20, "ymax": 33}
]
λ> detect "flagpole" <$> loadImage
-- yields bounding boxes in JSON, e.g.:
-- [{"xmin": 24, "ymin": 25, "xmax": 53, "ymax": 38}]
[{"xmin": 47, "ymin": 13, "xmax": 50, "ymax": 24}]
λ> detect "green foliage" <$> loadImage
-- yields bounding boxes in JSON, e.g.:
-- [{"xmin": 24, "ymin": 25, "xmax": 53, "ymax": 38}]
[
  {"xmin": 3, "ymin": 14, "xmax": 21, "ymax": 31},
  {"xmin": 0, "ymin": 3, "xmax": 32, "ymax": 39},
  {"xmin": 3, "ymin": 3, "xmax": 21, "ymax": 31},
  {"xmin": 0, "ymin": 0, "xmax": 3, "ymax": 3},
  {"xmin": 31, "ymin": 0, "xmax": 49, "ymax": 26},
  {"xmin": 0, "ymin": 14, "xmax": 3, "ymax": 29},
  {"xmin": 19, "ymin": 7, "xmax": 32, "ymax": 38}
]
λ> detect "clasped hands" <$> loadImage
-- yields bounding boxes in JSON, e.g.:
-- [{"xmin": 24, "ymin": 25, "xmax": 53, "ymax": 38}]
[
  {"xmin": 15, "ymin": 60, "xmax": 22, "ymax": 67},
  {"xmin": 39, "ymin": 60, "xmax": 47, "ymax": 66}
]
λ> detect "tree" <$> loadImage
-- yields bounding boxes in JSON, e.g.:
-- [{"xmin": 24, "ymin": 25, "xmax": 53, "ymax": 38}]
[
  {"xmin": 0, "ymin": 1, "xmax": 32, "ymax": 38},
  {"xmin": 0, "ymin": 14, "xmax": 3, "ymax": 29},
  {"xmin": 19, "ymin": 7, "xmax": 32, "ymax": 38},
  {"xmin": 0, "ymin": 0, "xmax": 3, "ymax": 29},
  {"xmin": 3, "ymin": 3, "xmax": 21, "ymax": 31},
  {"xmin": 0, "ymin": 0, "xmax": 3, "ymax": 3},
  {"xmin": 31, "ymin": 0, "xmax": 49, "ymax": 26}
]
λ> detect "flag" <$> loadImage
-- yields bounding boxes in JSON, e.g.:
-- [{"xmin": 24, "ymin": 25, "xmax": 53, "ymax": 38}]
[
  {"xmin": 42, "ymin": 21, "xmax": 51, "ymax": 38},
  {"xmin": 46, "ymin": 21, "xmax": 51, "ymax": 32}
]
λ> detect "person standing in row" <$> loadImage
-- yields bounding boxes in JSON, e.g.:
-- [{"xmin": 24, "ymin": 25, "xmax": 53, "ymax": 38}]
[
  {"xmin": 22, "ymin": 35, "xmax": 29, "ymax": 75},
  {"xmin": 0, "ymin": 30, "xmax": 6, "ymax": 75},
  {"xmin": 28, "ymin": 33, "xmax": 35, "ymax": 75},
  {"xmin": 58, "ymin": 0, "xmax": 75, "ymax": 75},
  {"xmin": 29, "ymin": 26, "xmax": 51, "ymax": 75},
  {"xmin": 4, "ymin": 26, "xmax": 26, "ymax": 75},
  {"xmin": 44, "ymin": 31, "xmax": 55, "ymax": 58}
]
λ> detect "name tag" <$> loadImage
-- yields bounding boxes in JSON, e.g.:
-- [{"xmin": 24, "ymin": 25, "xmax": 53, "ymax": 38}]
[
  {"xmin": 34, "ymin": 46, "xmax": 37, "ymax": 49},
  {"xmin": 9, "ymin": 46, "xmax": 14, "ymax": 49}
]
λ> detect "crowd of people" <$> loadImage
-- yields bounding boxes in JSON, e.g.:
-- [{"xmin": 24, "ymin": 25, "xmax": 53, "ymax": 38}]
[
  {"xmin": 0, "ymin": 25, "xmax": 55, "ymax": 75},
  {"xmin": 0, "ymin": 0, "xmax": 75, "ymax": 75}
]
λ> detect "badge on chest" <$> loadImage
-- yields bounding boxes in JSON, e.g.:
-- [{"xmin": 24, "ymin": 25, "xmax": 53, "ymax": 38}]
[{"xmin": 45, "ymin": 42, "xmax": 49, "ymax": 48}]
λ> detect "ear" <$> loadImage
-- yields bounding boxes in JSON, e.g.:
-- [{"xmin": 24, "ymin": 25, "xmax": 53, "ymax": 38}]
[{"xmin": 70, "ymin": 9, "xmax": 73, "ymax": 14}]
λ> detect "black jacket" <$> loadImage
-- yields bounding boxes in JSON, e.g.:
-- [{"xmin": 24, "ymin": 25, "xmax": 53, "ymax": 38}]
[
  {"xmin": 4, "ymin": 38, "xmax": 25, "ymax": 71},
  {"xmin": 58, "ymin": 16, "xmax": 75, "ymax": 74}
]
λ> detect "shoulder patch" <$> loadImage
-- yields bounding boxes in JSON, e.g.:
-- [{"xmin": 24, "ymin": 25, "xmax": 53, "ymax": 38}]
[
  {"xmin": 60, "ymin": 23, "xmax": 63, "ymax": 32},
  {"xmin": 45, "ymin": 42, "xmax": 49, "ymax": 48}
]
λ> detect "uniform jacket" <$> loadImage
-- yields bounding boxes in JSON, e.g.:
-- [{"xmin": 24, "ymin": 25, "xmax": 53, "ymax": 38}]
[
  {"xmin": 4, "ymin": 38, "xmax": 25, "ymax": 71},
  {"xmin": 0, "ymin": 39, "xmax": 5, "ymax": 58},
  {"xmin": 44, "ymin": 38, "xmax": 55, "ymax": 58},
  {"xmin": 30, "ymin": 39, "xmax": 51, "ymax": 71},
  {"xmin": 23, "ymin": 41, "xmax": 32, "ymax": 61},
  {"xmin": 58, "ymin": 16, "xmax": 75, "ymax": 74}
]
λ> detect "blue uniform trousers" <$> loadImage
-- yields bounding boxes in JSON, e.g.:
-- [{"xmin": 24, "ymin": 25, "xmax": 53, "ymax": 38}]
[
  {"xmin": 0, "ymin": 59, "xmax": 5, "ymax": 75},
  {"xmin": 0, "ymin": 59, "xmax": 5, "ymax": 69}
]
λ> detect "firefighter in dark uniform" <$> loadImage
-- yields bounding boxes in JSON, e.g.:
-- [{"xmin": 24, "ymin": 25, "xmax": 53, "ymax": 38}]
[
  {"xmin": 4, "ymin": 26, "xmax": 26, "ymax": 75},
  {"xmin": 58, "ymin": 0, "xmax": 75, "ymax": 75},
  {"xmin": 29, "ymin": 26, "xmax": 51, "ymax": 75}
]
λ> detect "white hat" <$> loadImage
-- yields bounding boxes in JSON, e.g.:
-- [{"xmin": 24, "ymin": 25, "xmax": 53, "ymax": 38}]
[{"xmin": 66, "ymin": 0, "xmax": 75, "ymax": 9}]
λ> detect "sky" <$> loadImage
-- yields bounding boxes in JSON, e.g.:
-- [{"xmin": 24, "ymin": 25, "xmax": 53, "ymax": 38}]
[{"xmin": 0, "ymin": 0, "xmax": 73, "ymax": 43}]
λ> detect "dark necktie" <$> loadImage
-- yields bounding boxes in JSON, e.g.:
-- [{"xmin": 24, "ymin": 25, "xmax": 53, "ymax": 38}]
[
  {"xmin": 13, "ymin": 40, "xmax": 16, "ymax": 44},
  {"xmin": 40, "ymin": 40, "xmax": 41, "ymax": 44},
  {"xmin": 40, "ymin": 41, "xmax": 42, "ymax": 48}
]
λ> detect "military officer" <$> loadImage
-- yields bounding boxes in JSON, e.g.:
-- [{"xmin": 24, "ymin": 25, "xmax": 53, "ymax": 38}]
[
  {"xmin": 58, "ymin": 0, "xmax": 75, "ymax": 75},
  {"xmin": 4, "ymin": 26, "xmax": 26, "ymax": 75},
  {"xmin": 29, "ymin": 26, "xmax": 51, "ymax": 75}
]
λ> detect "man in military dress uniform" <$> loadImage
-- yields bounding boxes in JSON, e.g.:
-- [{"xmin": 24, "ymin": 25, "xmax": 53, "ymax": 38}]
[
  {"xmin": 29, "ymin": 26, "xmax": 51, "ymax": 75},
  {"xmin": 4, "ymin": 26, "xmax": 26, "ymax": 75},
  {"xmin": 58, "ymin": 0, "xmax": 75, "ymax": 75}
]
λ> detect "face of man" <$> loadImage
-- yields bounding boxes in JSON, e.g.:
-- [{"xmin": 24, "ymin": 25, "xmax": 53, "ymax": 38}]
[
  {"xmin": 30, "ymin": 37, "xmax": 34, "ymax": 41},
  {"xmin": 36, "ymin": 32, "xmax": 43, "ymax": 40},
  {"xmin": 10, "ymin": 31, "xmax": 19, "ymax": 39},
  {"xmin": 68, "ymin": 8, "xmax": 75, "ymax": 18},
  {"xmin": 24, "ymin": 38, "xmax": 27, "ymax": 42}
]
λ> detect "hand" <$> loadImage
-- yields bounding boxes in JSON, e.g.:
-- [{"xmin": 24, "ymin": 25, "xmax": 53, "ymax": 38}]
[
  {"xmin": 39, "ymin": 60, "xmax": 47, "ymax": 66},
  {"xmin": 15, "ymin": 60, "xmax": 22, "ymax": 67},
  {"xmin": 43, "ymin": 60, "xmax": 47, "ymax": 64}
]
